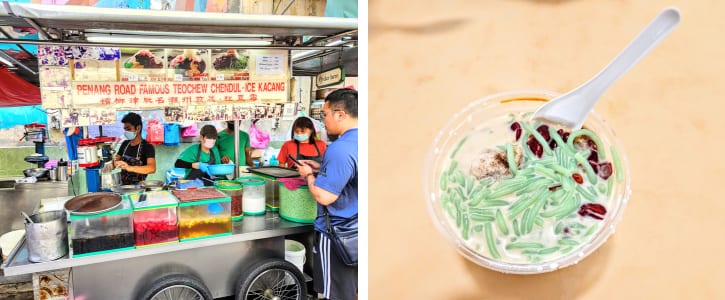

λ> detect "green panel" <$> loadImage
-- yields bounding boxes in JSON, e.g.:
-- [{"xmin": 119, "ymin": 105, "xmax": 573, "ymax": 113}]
[
  {"xmin": 279, "ymin": 214, "xmax": 314, "ymax": 224},
  {"xmin": 243, "ymin": 210, "xmax": 266, "ymax": 216},
  {"xmin": 0, "ymin": 146, "xmax": 67, "ymax": 177},
  {"xmin": 71, "ymin": 246, "xmax": 135, "ymax": 258},
  {"xmin": 146, "ymin": 144, "xmax": 190, "ymax": 182}
]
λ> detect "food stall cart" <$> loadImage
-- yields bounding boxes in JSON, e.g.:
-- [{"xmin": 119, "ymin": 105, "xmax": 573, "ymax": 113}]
[
  {"xmin": 3, "ymin": 201, "xmax": 313, "ymax": 299},
  {"xmin": 0, "ymin": 3, "xmax": 357, "ymax": 299}
]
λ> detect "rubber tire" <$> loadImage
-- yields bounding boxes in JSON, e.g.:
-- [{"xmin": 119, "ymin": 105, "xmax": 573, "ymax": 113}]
[
  {"xmin": 235, "ymin": 258, "xmax": 307, "ymax": 300},
  {"xmin": 138, "ymin": 273, "xmax": 214, "ymax": 300}
]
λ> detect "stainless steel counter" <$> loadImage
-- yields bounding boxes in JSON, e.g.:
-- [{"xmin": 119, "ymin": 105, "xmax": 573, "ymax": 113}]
[
  {"xmin": 0, "ymin": 180, "xmax": 70, "ymax": 237},
  {"xmin": 1, "ymin": 212, "xmax": 312, "ymax": 276}
]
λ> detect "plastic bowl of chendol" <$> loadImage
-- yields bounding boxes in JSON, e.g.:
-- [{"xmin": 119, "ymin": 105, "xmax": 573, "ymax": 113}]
[{"xmin": 424, "ymin": 90, "xmax": 631, "ymax": 274}]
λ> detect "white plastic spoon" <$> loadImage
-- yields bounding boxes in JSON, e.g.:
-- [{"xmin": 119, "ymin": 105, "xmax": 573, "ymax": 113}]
[{"xmin": 533, "ymin": 8, "xmax": 681, "ymax": 129}]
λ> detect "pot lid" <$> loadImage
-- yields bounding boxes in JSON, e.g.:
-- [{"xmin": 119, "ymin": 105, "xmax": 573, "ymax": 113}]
[{"xmin": 64, "ymin": 192, "xmax": 122, "ymax": 215}]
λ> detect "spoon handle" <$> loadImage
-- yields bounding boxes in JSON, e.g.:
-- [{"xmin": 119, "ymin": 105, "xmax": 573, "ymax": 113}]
[
  {"xmin": 21, "ymin": 211, "xmax": 34, "ymax": 223},
  {"xmin": 578, "ymin": 8, "xmax": 680, "ymax": 100}
]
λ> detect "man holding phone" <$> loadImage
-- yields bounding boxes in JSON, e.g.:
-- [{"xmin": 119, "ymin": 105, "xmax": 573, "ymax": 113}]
[{"xmin": 296, "ymin": 88, "xmax": 358, "ymax": 300}]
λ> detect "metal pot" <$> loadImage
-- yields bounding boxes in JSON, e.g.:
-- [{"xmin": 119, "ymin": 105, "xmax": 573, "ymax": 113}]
[
  {"xmin": 23, "ymin": 168, "xmax": 49, "ymax": 178},
  {"xmin": 55, "ymin": 166, "xmax": 68, "ymax": 182},
  {"xmin": 24, "ymin": 210, "xmax": 68, "ymax": 262},
  {"xmin": 101, "ymin": 171, "xmax": 122, "ymax": 191},
  {"xmin": 141, "ymin": 180, "xmax": 164, "ymax": 191}
]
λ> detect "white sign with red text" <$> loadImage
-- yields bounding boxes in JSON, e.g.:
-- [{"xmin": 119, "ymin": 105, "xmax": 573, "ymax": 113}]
[{"xmin": 69, "ymin": 80, "xmax": 288, "ymax": 108}]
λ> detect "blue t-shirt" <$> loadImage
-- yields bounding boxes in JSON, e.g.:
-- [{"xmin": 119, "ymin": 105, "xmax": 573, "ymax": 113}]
[{"xmin": 314, "ymin": 128, "xmax": 358, "ymax": 233}]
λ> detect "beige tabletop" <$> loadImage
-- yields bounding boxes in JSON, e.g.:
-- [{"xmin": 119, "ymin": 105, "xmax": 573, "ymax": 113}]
[{"xmin": 369, "ymin": 0, "xmax": 725, "ymax": 299}]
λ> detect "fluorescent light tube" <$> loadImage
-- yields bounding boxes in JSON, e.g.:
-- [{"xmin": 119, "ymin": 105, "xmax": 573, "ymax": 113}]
[
  {"xmin": 85, "ymin": 29, "xmax": 272, "ymax": 39},
  {"xmin": 85, "ymin": 33, "xmax": 272, "ymax": 47},
  {"xmin": 291, "ymin": 40, "xmax": 347, "ymax": 61}
]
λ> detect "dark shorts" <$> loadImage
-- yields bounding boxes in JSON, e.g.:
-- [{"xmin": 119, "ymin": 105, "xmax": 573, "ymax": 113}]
[{"xmin": 313, "ymin": 231, "xmax": 358, "ymax": 300}]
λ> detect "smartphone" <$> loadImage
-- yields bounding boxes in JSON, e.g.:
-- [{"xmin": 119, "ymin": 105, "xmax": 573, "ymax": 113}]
[{"xmin": 288, "ymin": 154, "xmax": 303, "ymax": 166}]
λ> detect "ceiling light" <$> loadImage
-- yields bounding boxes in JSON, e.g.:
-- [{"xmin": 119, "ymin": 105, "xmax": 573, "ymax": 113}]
[
  {"xmin": 291, "ymin": 40, "xmax": 347, "ymax": 61},
  {"xmin": 84, "ymin": 29, "xmax": 272, "ymax": 39},
  {"xmin": 84, "ymin": 33, "xmax": 272, "ymax": 47}
]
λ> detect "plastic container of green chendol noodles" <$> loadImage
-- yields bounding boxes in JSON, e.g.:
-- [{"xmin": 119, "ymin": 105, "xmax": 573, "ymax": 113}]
[{"xmin": 424, "ymin": 90, "xmax": 631, "ymax": 274}]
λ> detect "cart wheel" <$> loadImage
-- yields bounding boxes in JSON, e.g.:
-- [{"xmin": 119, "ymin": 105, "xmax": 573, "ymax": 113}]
[
  {"xmin": 236, "ymin": 258, "xmax": 307, "ymax": 300},
  {"xmin": 139, "ymin": 274, "xmax": 213, "ymax": 300}
]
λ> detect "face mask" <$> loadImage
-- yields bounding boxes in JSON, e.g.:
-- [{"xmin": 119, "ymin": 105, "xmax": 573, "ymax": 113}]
[
  {"xmin": 203, "ymin": 139, "xmax": 216, "ymax": 149},
  {"xmin": 124, "ymin": 130, "xmax": 136, "ymax": 140},
  {"xmin": 294, "ymin": 133, "xmax": 309, "ymax": 142}
]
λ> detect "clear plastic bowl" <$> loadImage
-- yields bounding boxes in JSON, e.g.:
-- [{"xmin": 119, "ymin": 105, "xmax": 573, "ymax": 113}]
[{"xmin": 423, "ymin": 90, "xmax": 632, "ymax": 274}]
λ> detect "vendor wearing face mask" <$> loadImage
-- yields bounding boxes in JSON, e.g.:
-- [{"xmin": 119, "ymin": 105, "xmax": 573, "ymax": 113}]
[
  {"xmin": 174, "ymin": 124, "xmax": 221, "ymax": 185},
  {"xmin": 113, "ymin": 112, "xmax": 157, "ymax": 185},
  {"xmin": 277, "ymin": 117, "xmax": 327, "ymax": 169},
  {"xmin": 217, "ymin": 120, "xmax": 253, "ymax": 166}
]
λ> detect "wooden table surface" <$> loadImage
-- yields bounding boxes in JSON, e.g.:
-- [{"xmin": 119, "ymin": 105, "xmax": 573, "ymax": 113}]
[{"xmin": 369, "ymin": 0, "xmax": 725, "ymax": 299}]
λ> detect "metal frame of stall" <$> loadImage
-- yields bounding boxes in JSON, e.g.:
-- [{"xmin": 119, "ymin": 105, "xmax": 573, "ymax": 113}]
[{"xmin": 0, "ymin": 3, "xmax": 357, "ymax": 299}]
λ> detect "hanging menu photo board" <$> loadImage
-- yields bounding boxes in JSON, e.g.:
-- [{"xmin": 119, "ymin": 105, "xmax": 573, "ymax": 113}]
[{"xmin": 39, "ymin": 47, "xmax": 291, "ymax": 112}]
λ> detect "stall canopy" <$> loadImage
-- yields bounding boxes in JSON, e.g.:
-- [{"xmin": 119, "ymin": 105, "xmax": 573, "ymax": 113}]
[
  {"xmin": 0, "ymin": 2, "xmax": 358, "ymax": 83},
  {"xmin": 0, "ymin": 66, "xmax": 40, "ymax": 107}
]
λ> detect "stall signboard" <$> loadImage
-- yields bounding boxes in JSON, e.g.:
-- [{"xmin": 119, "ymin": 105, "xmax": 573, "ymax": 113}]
[
  {"xmin": 38, "ymin": 47, "xmax": 292, "ymax": 127},
  {"xmin": 39, "ymin": 48, "xmax": 291, "ymax": 109},
  {"xmin": 68, "ymin": 80, "xmax": 287, "ymax": 108},
  {"xmin": 316, "ymin": 66, "xmax": 345, "ymax": 88}
]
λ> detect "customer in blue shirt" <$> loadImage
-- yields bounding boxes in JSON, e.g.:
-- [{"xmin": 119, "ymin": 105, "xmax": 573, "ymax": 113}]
[{"xmin": 297, "ymin": 88, "xmax": 358, "ymax": 300}]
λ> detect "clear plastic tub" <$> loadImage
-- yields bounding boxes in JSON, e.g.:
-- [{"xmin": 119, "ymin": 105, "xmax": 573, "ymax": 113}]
[
  {"xmin": 172, "ymin": 188, "xmax": 232, "ymax": 242},
  {"xmin": 424, "ymin": 90, "xmax": 631, "ymax": 274},
  {"xmin": 278, "ymin": 182, "xmax": 316, "ymax": 224},
  {"xmin": 215, "ymin": 180, "xmax": 244, "ymax": 221},
  {"xmin": 237, "ymin": 176, "xmax": 266, "ymax": 216},
  {"xmin": 129, "ymin": 191, "xmax": 179, "ymax": 247},
  {"xmin": 69, "ymin": 198, "xmax": 134, "ymax": 257},
  {"xmin": 256, "ymin": 174, "xmax": 280, "ymax": 211}
]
